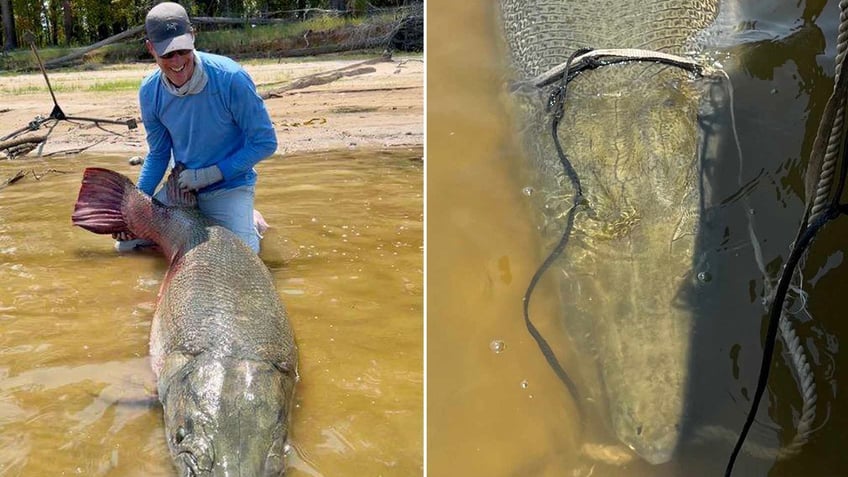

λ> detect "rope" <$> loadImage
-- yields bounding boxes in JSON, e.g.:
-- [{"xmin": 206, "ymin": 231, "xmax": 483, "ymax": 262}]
[
  {"xmin": 809, "ymin": 0, "xmax": 848, "ymax": 223},
  {"xmin": 725, "ymin": 1, "xmax": 848, "ymax": 472},
  {"xmin": 528, "ymin": 48, "xmax": 706, "ymax": 89},
  {"xmin": 713, "ymin": 66, "xmax": 818, "ymax": 462},
  {"xmin": 725, "ymin": 209, "xmax": 836, "ymax": 474}
]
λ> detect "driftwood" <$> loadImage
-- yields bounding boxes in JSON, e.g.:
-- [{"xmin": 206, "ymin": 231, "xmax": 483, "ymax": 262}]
[
  {"xmin": 0, "ymin": 135, "xmax": 47, "ymax": 152},
  {"xmin": 0, "ymin": 169, "xmax": 68, "ymax": 191},
  {"xmin": 0, "ymin": 135, "xmax": 47, "ymax": 158},
  {"xmin": 43, "ymin": 25, "xmax": 145, "ymax": 69},
  {"xmin": 269, "ymin": 85, "xmax": 420, "ymax": 97},
  {"xmin": 41, "ymin": 138, "xmax": 108, "ymax": 157},
  {"xmin": 262, "ymin": 67, "xmax": 375, "ymax": 98},
  {"xmin": 278, "ymin": 40, "xmax": 385, "ymax": 58},
  {"xmin": 0, "ymin": 170, "xmax": 26, "ymax": 189},
  {"xmin": 259, "ymin": 55, "xmax": 390, "ymax": 99}
]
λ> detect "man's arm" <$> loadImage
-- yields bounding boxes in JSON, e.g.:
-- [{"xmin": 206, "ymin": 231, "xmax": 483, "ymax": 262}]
[
  {"xmin": 214, "ymin": 69, "xmax": 278, "ymax": 181},
  {"xmin": 137, "ymin": 88, "xmax": 174, "ymax": 195}
]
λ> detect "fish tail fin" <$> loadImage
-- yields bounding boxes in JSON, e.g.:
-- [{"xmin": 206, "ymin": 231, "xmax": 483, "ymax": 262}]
[
  {"xmin": 165, "ymin": 162, "xmax": 198, "ymax": 208},
  {"xmin": 71, "ymin": 167, "xmax": 136, "ymax": 234}
]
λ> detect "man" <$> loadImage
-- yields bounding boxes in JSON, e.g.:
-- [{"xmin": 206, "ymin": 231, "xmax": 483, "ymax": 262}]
[{"xmin": 117, "ymin": 1, "xmax": 277, "ymax": 253}]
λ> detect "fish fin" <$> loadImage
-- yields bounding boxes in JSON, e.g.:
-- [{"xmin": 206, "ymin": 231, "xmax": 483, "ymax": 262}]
[
  {"xmin": 165, "ymin": 162, "xmax": 198, "ymax": 208},
  {"xmin": 71, "ymin": 167, "xmax": 134, "ymax": 234},
  {"xmin": 254, "ymin": 209, "xmax": 270, "ymax": 237}
]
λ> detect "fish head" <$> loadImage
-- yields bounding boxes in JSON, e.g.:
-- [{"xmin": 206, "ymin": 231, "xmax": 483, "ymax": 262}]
[
  {"xmin": 564, "ymin": 205, "xmax": 705, "ymax": 465},
  {"xmin": 610, "ymin": 400, "xmax": 680, "ymax": 465},
  {"xmin": 159, "ymin": 352, "xmax": 296, "ymax": 476}
]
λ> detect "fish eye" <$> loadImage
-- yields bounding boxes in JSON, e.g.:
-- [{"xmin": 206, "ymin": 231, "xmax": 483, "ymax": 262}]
[{"xmin": 175, "ymin": 426, "xmax": 187, "ymax": 444}]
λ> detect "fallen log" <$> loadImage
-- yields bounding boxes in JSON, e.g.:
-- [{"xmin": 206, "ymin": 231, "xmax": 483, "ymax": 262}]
[
  {"xmin": 258, "ymin": 55, "xmax": 390, "ymax": 99},
  {"xmin": 268, "ymin": 85, "xmax": 420, "ymax": 97},
  {"xmin": 1, "ymin": 135, "xmax": 47, "ymax": 158},
  {"xmin": 277, "ymin": 40, "xmax": 385, "ymax": 58},
  {"xmin": 43, "ymin": 25, "xmax": 145, "ymax": 69},
  {"xmin": 262, "ymin": 67, "xmax": 376, "ymax": 98},
  {"xmin": 0, "ymin": 135, "xmax": 47, "ymax": 153}
]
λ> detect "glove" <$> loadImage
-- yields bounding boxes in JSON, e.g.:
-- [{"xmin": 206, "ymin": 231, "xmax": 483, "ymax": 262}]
[{"xmin": 178, "ymin": 165, "xmax": 223, "ymax": 191}]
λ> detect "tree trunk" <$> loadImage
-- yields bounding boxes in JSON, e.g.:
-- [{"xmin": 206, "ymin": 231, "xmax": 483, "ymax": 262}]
[
  {"xmin": 48, "ymin": 0, "xmax": 60, "ymax": 45},
  {"xmin": 0, "ymin": 0, "xmax": 17, "ymax": 51},
  {"xmin": 62, "ymin": 0, "xmax": 73, "ymax": 47}
]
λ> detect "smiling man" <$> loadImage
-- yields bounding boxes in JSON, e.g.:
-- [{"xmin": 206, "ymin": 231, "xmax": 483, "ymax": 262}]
[{"xmin": 118, "ymin": 1, "xmax": 277, "ymax": 254}]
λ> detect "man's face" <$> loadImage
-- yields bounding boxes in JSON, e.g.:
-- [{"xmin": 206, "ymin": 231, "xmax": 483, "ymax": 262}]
[{"xmin": 146, "ymin": 40, "xmax": 195, "ymax": 87}]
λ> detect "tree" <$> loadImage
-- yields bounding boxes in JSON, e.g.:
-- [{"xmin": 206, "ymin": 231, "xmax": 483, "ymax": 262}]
[
  {"xmin": 62, "ymin": 0, "xmax": 74, "ymax": 46},
  {"xmin": 0, "ymin": 0, "xmax": 16, "ymax": 50}
]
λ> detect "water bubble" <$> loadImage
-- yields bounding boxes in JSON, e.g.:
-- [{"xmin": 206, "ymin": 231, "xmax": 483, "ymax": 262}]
[
  {"xmin": 522, "ymin": 186, "xmax": 534, "ymax": 197},
  {"xmin": 489, "ymin": 340, "xmax": 505, "ymax": 354},
  {"xmin": 520, "ymin": 379, "xmax": 529, "ymax": 389},
  {"xmin": 697, "ymin": 271, "xmax": 712, "ymax": 283}
]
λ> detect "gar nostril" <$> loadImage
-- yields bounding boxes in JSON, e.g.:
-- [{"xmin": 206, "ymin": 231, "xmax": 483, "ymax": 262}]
[{"xmin": 636, "ymin": 425, "xmax": 643, "ymax": 436}]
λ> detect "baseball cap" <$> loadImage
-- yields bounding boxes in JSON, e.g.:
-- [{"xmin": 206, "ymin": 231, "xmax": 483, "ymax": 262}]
[{"xmin": 145, "ymin": 2, "xmax": 195, "ymax": 57}]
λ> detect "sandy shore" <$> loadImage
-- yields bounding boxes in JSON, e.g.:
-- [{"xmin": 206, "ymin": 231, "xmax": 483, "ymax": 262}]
[{"xmin": 0, "ymin": 54, "xmax": 423, "ymax": 158}]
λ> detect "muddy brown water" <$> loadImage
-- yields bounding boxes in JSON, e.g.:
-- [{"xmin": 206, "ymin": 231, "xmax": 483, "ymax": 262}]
[
  {"xmin": 429, "ymin": 0, "xmax": 848, "ymax": 476},
  {"xmin": 0, "ymin": 148, "xmax": 422, "ymax": 476}
]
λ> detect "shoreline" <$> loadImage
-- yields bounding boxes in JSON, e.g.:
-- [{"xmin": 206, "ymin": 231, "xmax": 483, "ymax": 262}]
[{"xmin": 0, "ymin": 55, "xmax": 423, "ymax": 158}]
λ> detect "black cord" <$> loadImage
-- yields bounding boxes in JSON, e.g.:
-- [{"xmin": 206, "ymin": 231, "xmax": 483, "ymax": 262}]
[
  {"xmin": 725, "ymin": 73, "xmax": 848, "ymax": 476},
  {"xmin": 724, "ymin": 208, "xmax": 835, "ymax": 475},
  {"xmin": 522, "ymin": 48, "xmax": 591, "ymax": 417}
]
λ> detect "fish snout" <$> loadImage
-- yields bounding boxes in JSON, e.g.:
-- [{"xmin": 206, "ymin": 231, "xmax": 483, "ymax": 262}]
[
  {"xmin": 177, "ymin": 450, "xmax": 211, "ymax": 476},
  {"xmin": 619, "ymin": 423, "xmax": 680, "ymax": 465}
]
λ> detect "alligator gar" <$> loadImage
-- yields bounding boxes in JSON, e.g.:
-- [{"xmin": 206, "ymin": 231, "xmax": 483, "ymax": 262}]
[
  {"xmin": 72, "ymin": 166, "xmax": 298, "ymax": 476},
  {"xmin": 500, "ymin": 0, "xmax": 722, "ymax": 465}
]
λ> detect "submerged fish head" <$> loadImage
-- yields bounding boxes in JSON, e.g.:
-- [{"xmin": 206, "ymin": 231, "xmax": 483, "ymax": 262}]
[
  {"xmin": 601, "ymin": 230, "xmax": 699, "ymax": 465},
  {"xmin": 611, "ymin": 400, "xmax": 680, "ymax": 465},
  {"xmin": 571, "ymin": 216, "xmax": 703, "ymax": 465},
  {"xmin": 159, "ymin": 353, "xmax": 295, "ymax": 476}
]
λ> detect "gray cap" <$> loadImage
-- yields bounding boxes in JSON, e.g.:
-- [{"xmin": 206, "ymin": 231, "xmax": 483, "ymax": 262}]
[{"xmin": 145, "ymin": 2, "xmax": 195, "ymax": 56}]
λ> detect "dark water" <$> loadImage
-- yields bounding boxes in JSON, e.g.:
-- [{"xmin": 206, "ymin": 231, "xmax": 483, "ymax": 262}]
[
  {"xmin": 0, "ymin": 148, "xmax": 422, "ymax": 476},
  {"xmin": 429, "ymin": 0, "xmax": 848, "ymax": 476}
]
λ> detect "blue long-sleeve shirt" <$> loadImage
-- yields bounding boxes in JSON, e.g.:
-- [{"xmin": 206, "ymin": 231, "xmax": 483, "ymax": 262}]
[{"xmin": 136, "ymin": 51, "xmax": 277, "ymax": 195}]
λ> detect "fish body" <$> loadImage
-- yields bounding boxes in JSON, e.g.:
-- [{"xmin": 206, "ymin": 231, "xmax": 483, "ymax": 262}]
[
  {"xmin": 500, "ymin": 0, "xmax": 722, "ymax": 464},
  {"xmin": 72, "ymin": 167, "xmax": 298, "ymax": 476}
]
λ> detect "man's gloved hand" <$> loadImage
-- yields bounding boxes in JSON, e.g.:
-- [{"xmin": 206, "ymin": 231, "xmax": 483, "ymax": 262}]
[{"xmin": 178, "ymin": 165, "xmax": 223, "ymax": 191}]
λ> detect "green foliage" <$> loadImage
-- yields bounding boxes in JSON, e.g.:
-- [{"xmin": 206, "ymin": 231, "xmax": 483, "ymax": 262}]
[{"xmin": 0, "ymin": 0, "xmax": 419, "ymax": 66}]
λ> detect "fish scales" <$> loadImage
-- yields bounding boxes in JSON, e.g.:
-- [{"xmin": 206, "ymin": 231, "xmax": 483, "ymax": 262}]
[
  {"xmin": 72, "ymin": 166, "xmax": 297, "ymax": 476},
  {"xmin": 500, "ymin": 0, "xmax": 721, "ymax": 465},
  {"xmin": 153, "ymin": 227, "xmax": 293, "ymax": 369}
]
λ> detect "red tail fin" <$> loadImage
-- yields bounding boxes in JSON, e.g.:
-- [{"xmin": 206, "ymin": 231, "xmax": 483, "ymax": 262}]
[{"xmin": 71, "ymin": 168, "xmax": 133, "ymax": 234}]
